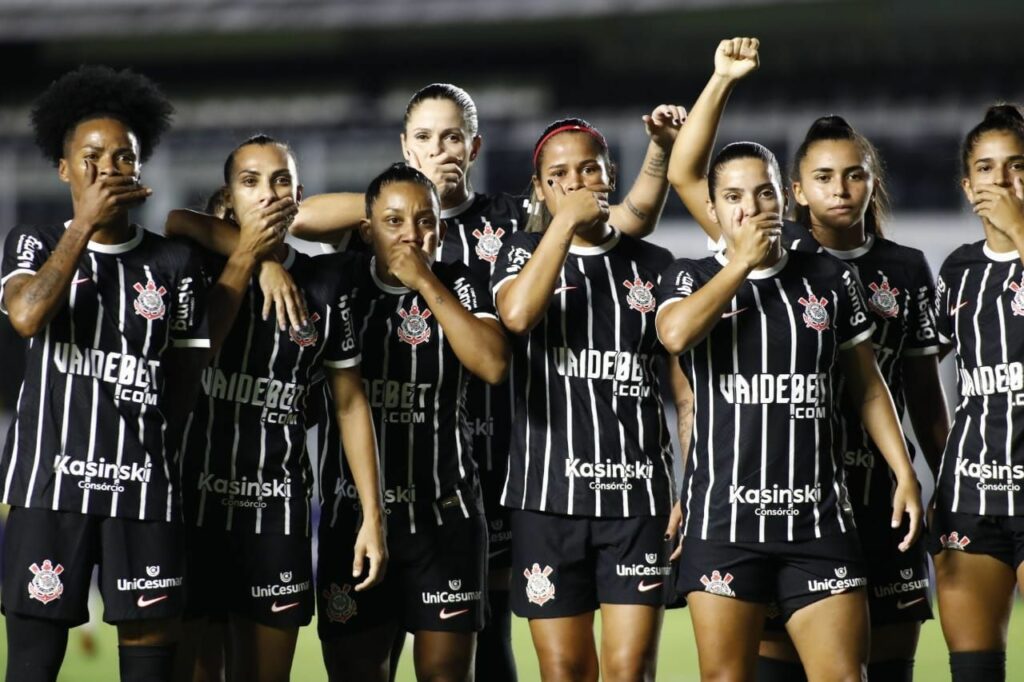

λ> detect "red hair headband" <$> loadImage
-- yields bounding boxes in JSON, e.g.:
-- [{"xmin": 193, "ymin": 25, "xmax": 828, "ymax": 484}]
[{"xmin": 532, "ymin": 124, "xmax": 608, "ymax": 167}]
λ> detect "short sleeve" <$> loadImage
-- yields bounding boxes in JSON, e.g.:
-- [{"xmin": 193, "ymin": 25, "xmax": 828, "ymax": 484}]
[
  {"xmin": 1, "ymin": 225, "xmax": 51, "ymax": 314},
  {"xmin": 490, "ymin": 231, "xmax": 539, "ymax": 298},
  {"xmin": 448, "ymin": 264, "xmax": 497, "ymax": 320},
  {"xmin": 322, "ymin": 271, "xmax": 362, "ymax": 370},
  {"xmin": 655, "ymin": 259, "xmax": 702, "ymax": 309},
  {"xmin": 169, "ymin": 250, "xmax": 211, "ymax": 349},
  {"xmin": 901, "ymin": 255, "xmax": 941, "ymax": 357},
  {"xmin": 934, "ymin": 266, "xmax": 953, "ymax": 346},
  {"xmin": 835, "ymin": 264, "xmax": 876, "ymax": 351}
]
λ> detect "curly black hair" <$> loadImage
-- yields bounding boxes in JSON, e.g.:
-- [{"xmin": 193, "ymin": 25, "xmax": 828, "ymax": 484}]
[{"xmin": 30, "ymin": 65, "xmax": 174, "ymax": 166}]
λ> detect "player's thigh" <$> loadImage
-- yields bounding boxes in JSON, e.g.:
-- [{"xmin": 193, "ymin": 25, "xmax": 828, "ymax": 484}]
[
  {"xmin": 412, "ymin": 630, "xmax": 476, "ymax": 682},
  {"xmin": 598, "ymin": 603, "xmax": 663, "ymax": 682},
  {"xmin": 225, "ymin": 616, "xmax": 298, "ymax": 682},
  {"xmin": 320, "ymin": 621, "xmax": 402, "ymax": 682},
  {"xmin": 785, "ymin": 590, "xmax": 868, "ymax": 682},
  {"xmin": 687, "ymin": 592, "xmax": 766, "ymax": 681},
  {"xmin": 528, "ymin": 612, "xmax": 599, "ymax": 682},
  {"xmin": 934, "ymin": 549, "xmax": 1016, "ymax": 651}
]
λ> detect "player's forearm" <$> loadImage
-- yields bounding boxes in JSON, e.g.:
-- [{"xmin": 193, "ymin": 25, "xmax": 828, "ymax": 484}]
[
  {"xmin": 903, "ymin": 356, "xmax": 950, "ymax": 478},
  {"xmin": 496, "ymin": 220, "xmax": 575, "ymax": 335},
  {"xmin": 417, "ymin": 276, "xmax": 509, "ymax": 384},
  {"xmin": 656, "ymin": 262, "xmax": 749, "ymax": 353},
  {"xmin": 289, "ymin": 192, "xmax": 365, "ymax": 243},
  {"xmin": 333, "ymin": 370, "xmax": 385, "ymax": 523},
  {"xmin": 5, "ymin": 222, "xmax": 93, "ymax": 337},
  {"xmin": 611, "ymin": 141, "xmax": 670, "ymax": 238},
  {"xmin": 206, "ymin": 252, "xmax": 257, "ymax": 355},
  {"xmin": 165, "ymin": 209, "xmax": 241, "ymax": 257},
  {"xmin": 667, "ymin": 74, "xmax": 735, "ymax": 241}
]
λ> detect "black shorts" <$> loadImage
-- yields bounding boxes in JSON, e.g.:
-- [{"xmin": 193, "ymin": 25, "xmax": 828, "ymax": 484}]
[
  {"xmin": 509, "ymin": 509, "xmax": 671, "ymax": 619},
  {"xmin": 1, "ymin": 506, "xmax": 184, "ymax": 626},
  {"xmin": 184, "ymin": 527, "xmax": 314, "ymax": 628},
  {"xmin": 481, "ymin": 467, "xmax": 512, "ymax": 573},
  {"xmin": 855, "ymin": 509, "xmax": 932, "ymax": 625},
  {"xmin": 317, "ymin": 510, "xmax": 488, "ymax": 639},
  {"xmin": 928, "ymin": 508, "xmax": 1024, "ymax": 570},
  {"xmin": 676, "ymin": 532, "xmax": 866, "ymax": 623}
]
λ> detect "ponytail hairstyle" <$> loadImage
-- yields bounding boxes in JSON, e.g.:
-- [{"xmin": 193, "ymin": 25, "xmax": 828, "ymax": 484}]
[
  {"xmin": 792, "ymin": 115, "xmax": 890, "ymax": 238},
  {"xmin": 708, "ymin": 141, "xmax": 783, "ymax": 198},
  {"xmin": 960, "ymin": 104, "xmax": 1024, "ymax": 177},
  {"xmin": 219, "ymin": 133, "xmax": 297, "ymax": 223},
  {"xmin": 525, "ymin": 118, "xmax": 611, "ymax": 233},
  {"xmin": 404, "ymin": 83, "xmax": 479, "ymax": 137}
]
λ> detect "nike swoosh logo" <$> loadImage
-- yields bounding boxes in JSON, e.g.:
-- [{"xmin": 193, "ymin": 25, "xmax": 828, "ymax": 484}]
[
  {"xmin": 136, "ymin": 594, "xmax": 168, "ymax": 608},
  {"xmin": 553, "ymin": 286, "xmax": 577, "ymax": 295},
  {"xmin": 949, "ymin": 301, "xmax": 969, "ymax": 316},
  {"xmin": 637, "ymin": 581, "xmax": 663, "ymax": 593},
  {"xmin": 896, "ymin": 597, "xmax": 926, "ymax": 610},
  {"xmin": 488, "ymin": 547, "xmax": 510, "ymax": 559},
  {"xmin": 271, "ymin": 601, "xmax": 300, "ymax": 613},
  {"xmin": 72, "ymin": 277, "xmax": 92, "ymax": 285},
  {"xmin": 721, "ymin": 307, "xmax": 748, "ymax": 319},
  {"xmin": 439, "ymin": 608, "xmax": 470, "ymax": 620}
]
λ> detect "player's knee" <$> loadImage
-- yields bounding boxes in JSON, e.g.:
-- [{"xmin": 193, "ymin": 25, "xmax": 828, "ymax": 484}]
[
  {"xmin": 117, "ymin": 618, "xmax": 181, "ymax": 646},
  {"xmin": 537, "ymin": 654, "xmax": 599, "ymax": 682},
  {"xmin": 600, "ymin": 645, "xmax": 656, "ymax": 682}
]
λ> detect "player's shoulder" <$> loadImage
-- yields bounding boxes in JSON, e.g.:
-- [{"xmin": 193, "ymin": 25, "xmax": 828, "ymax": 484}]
[
  {"xmin": 502, "ymin": 228, "xmax": 542, "ymax": 252},
  {"xmin": 788, "ymin": 247, "xmax": 851, "ymax": 278},
  {"xmin": 139, "ymin": 229, "xmax": 204, "ymax": 271},
  {"xmin": 661, "ymin": 254, "xmax": 720, "ymax": 282},
  {"xmin": 865, "ymin": 236, "xmax": 929, "ymax": 269},
  {"xmin": 476, "ymin": 192, "xmax": 528, "ymax": 221},
  {"xmin": 434, "ymin": 258, "xmax": 481, "ymax": 287},
  {"xmin": 939, "ymin": 239, "xmax": 987, "ymax": 275},
  {"xmin": 4, "ymin": 222, "xmax": 64, "ymax": 249},
  {"xmin": 617, "ymin": 232, "xmax": 674, "ymax": 271}
]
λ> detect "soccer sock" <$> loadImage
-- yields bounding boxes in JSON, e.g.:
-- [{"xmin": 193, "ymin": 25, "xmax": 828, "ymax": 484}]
[
  {"xmin": 756, "ymin": 655, "xmax": 807, "ymax": 682},
  {"xmin": 949, "ymin": 651, "xmax": 1005, "ymax": 682},
  {"xmin": 475, "ymin": 589, "xmax": 517, "ymax": 682},
  {"xmin": 868, "ymin": 658, "xmax": 914, "ymax": 682},
  {"xmin": 4, "ymin": 613, "xmax": 70, "ymax": 682},
  {"xmin": 118, "ymin": 643, "xmax": 177, "ymax": 682}
]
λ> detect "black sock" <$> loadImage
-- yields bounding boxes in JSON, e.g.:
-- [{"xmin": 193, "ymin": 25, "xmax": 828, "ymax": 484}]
[
  {"xmin": 475, "ymin": 590, "xmax": 517, "ymax": 682},
  {"xmin": 949, "ymin": 651, "xmax": 1005, "ymax": 682},
  {"xmin": 756, "ymin": 656, "xmax": 807, "ymax": 682},
  {"xmin": 388, "ymin": 628, "xmax": 406, "ymax": 682},
  {"xmin": 4, "ymin": 613, "xmax": 70, "ymax": 682},
  {"xmin": 118, "ymin": 644, "xmax": 177, "ymax": 682},
  {"xmin": 868, "ymin": 658, "xmax": 914, "ymax": 682}
]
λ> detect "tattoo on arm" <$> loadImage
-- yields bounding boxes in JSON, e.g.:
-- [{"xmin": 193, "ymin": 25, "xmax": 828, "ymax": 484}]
[
  {"xmin": 644, "ymin": 150, "xmax": 668, "ymax": 178},
  {"xmin": 624, "ymin": 197, "xmax": 648, "ymax": 221}
]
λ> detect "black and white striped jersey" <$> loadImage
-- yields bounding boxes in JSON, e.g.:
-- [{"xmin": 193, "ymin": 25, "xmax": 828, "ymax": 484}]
[
  {"xmin": 437, "ymin": 192, "xmax": 527, "ymax": 476},
  {"xmin": 0, "ymin": 223, "xmax": 209, "ymax": 522},
  {"xmin": 180, "ymin": 249, "xmax": 361, "ymax": 536},
  {"xmin": 492, "ymin": 229, "xmax": 675, "ymax": 518},
  {"xmin": 319, "ymin": 256, "xmax": 494, "ymax": 532},
  {"xmin": 935, "ymin": 240, "xmax": 1024, "ymax": 517},
  {"xmin": 657, "ymin": 249, "xmax": 876, "ymax": 543},
  {"xmin": 781, "ymin": 227, "xmax": 941, "ymax": 514}
]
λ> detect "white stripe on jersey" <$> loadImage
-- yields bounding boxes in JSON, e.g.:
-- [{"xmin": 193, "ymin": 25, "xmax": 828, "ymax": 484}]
[
  {"xmin": 254, "ymin": 315, "xmax": 282, "ymax": 534},
  {"xmin": 631, "ymin": 261, "xmax": 657, "ymax": 515},
  {"xmin": 972, "ymin": 264, "xmax": 992, "ymax": 515},
  {"xmin": 227, "ymin": 296, "xmax": 258, "ymax": 531},
  {"xmin": 603, "ymin": 256, "xmax": 630, "ymax": 516},
  {"xmin": 112, "ymin": 260, "xmax": 129, "ymax": 518},
  {"xmin": 53, "ymin": 272, "xmax": 81, "ymax": 510},
  {"xmin": 136, "ymin": 263, "xmax": 158, "ymax": 521},
  {"xmin": 197, "ymin": 344, "xmax": 221, "ymax": 526},
  {"xmin": 730, "ymin": 309, "xmax": 741, "ymax": 543},
  {"xmin": 801, "ymin": 277, "xmax": 826, "ymax": 537},
  {"xmin": 775, "ymin": 280, "xmax": 799, "ymax": 542},
  {"xmin": 80, "ymin": 254, "xmax": 104, "ymax": 514},
  {"xmin": 699, "ymin": 325, "xmax": 714, "ymax": 538},
  {"xmin": 584, "ymin": 267, "xmax": 602, "ymax": 517},
  {"xmin": 1001, "ymin": 264, "xmax": 1018, "ymax": 514},
  {"xmin": 27, "ymin": 326, "xmax": 51, "ymax": 506},
  {"xmin": 752, "ymin": 286, "xmax": 768, "ymax": 542},
  {"xmin": 560, "ymin": 273, "xmax": 575, "ymax": 515},
  {"xmin": 539, "ymin": 316, "xmax": 553, "ymax": 512}
]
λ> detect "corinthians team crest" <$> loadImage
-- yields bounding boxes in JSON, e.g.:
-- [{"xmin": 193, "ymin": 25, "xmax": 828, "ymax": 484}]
[
  {"xmin": 868, "ymin": 280, "xmax": 901, "ymax": 318},
  {"xmin": 397, "ymin": 304, "xmax": 432, "ymax": 346},
  {"xmin": 700, "ymin": 570, "xmax": 735, "ymax": 597},
  {"xmin": 623, "ymin": 277, "xmax": 656, "ymax": 314},
  {"xmin": 288, "ymin": 312, "xmax": 321, "ymax": 347},
  {"xmin": 524, "ymin": 563, "xmax": 555, "ymax": 606},
  {"xmin": 323, "ymin": 583, "xmax": 357, "ymax": 623},
  {"xmin": 798, "ymin": 293, "xmax": 830, "ymax": 331},
  {"xmin": 472, "ymin": 224, "xmax": 506, "ymax": 264},
  {"xmin": 133, "ymin": 278, "xmax": 167, "ymax": 321},
  {"xmin": 27, "ymin": 559, "xmax": 65, "ymax": 604},
  {"xmin": 1009, "ymin": 274, "xmax": 1024, "ymax": 317}
]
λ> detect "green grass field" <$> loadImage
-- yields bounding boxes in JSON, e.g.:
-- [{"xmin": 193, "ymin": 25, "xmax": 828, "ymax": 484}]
[{"xmin": 1, "ymin": 602, "xmax": 1021, "ymax": 681}]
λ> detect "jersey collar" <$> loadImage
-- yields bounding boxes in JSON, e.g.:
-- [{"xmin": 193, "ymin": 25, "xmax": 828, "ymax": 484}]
[
  {"xmin": 715, "ymin": 249, "xmax": 790, "ymax": 279},
  {"xmin": 982, "ymin": 241, "xmax": 1021, "ymax": 262},
  {"xmin": 822, "ymin": 233, "xmax": 874, "ymax": 260},
  {"xmin": 369, "ymin": 256, "xmax": 412, "ymax": 295},
  {"xmin": 440, "ymin": 192, "xmax": 477, "ymax": 220},
  {"xmin": 65, "ymin": 220, "xmax": 144, "ymax": 254},
  {"xmin": 568, "ymin": 227, "xmax": 621, "ymax": 256}
]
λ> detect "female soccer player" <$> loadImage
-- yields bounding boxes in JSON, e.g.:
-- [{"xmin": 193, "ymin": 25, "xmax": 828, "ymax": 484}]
[
  {"xmin": 492, "ymin": 118, "xmax": 678, "ymax": 682},
  {"xmin": 165, "ymin": 135, "xmax": 387, "ymax": 682},
  {"xmin": 315, "ymin": 163, "xmax": 509, "ymax": 682},
  {"xmin": 0, "ymin": 66, "xmax": 206, "ymax": 682},
  {"xmin": 657, "ymin": 37, "xmax": 924, "ymax": 682},
  {"xmin": 667, "ymin": 38, "xmax": 949, "ymax": 682},
  {"xmin": 930, "ymin": 104, "xmax": 1024, "ymax": 682}
]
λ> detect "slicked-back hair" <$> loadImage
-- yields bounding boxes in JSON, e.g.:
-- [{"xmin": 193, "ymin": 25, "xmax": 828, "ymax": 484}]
[
  {"xmin": 364, "ymin": 162, "xmax": 440, "ymax": 218},
  {"xmin": 404, "ymin": 83, "xmax": 479, "ymax": 137}
]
